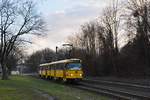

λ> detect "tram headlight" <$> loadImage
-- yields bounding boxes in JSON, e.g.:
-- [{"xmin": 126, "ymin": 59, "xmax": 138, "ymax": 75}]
[
  {"xmin": 79, "ymin": 74, "xmax": 82, "ymax": 76},
  {"xmin": 70, "ymin": 74, "xmax": 73, "ymax": 76}
]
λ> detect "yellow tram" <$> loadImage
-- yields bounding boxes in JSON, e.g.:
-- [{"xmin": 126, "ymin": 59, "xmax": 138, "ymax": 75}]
[{"xmin": 38, "ymin": 59, "xmax": 83, "ymax": 82}]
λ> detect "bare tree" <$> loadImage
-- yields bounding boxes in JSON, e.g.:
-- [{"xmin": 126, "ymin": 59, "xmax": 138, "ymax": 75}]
[
  {"xmin": 81, "ymin": 22, "xmax": 97, "ymax": 56},
  {"xmin": 99, "ymin": 0, "xmax": 120, "ymax": 75},
  {"xmin": 25, "ymin": 48, "xmax": 55, "ymax": 72},
  {"xmin": 123, "ymin": 0, "xmax": 150, "ymax": 74},
  {"xmin": 66, "ymin": 0, "xmax": 150, "ymax": 77},
  {"xmin": 0, "ymin": 0, "xmax": 44, "ymax": 79},
  {"xmin": 102, "ymin": 0, "xmax": 120, "ymax": 54},
  {"xmin": 66, "ymin": 4, "xmax": 121, "ymax": 75},
  {"xmin": 6, "ymin": 46, "xmax": 24, "ymax": 75},
  {"xmin": 126, "ymin": 0, "xmax": 150, "ymax": 67}
]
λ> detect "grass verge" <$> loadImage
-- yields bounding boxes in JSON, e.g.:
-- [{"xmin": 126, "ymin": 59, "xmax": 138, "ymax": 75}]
[{"xmin": 0, "ymin": 76, "xmax": 109, "ymax": 100}]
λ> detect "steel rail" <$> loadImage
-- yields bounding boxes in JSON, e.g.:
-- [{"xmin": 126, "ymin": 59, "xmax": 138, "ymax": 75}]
[{"xmin": 72, "ymin": 80, "xmax": 150, "ymax": 100}]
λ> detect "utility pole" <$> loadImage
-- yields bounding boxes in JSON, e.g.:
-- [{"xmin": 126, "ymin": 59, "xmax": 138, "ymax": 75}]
[{"xmin": 56, "ymin": 46, "xmax": 58, "ymax": 61}]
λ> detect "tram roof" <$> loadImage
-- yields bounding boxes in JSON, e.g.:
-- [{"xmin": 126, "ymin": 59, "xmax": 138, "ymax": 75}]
[{"xmin": 39, "ymin": 58, "xmax": 81, "ymax": 67}]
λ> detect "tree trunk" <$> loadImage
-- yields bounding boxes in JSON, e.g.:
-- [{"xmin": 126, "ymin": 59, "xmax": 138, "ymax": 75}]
[{"xmin": 1, "ymin": 63, "xmax": 8, "ymax": 80}]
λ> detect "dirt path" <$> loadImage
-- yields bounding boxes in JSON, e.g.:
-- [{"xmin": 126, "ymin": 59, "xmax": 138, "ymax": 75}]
[{"xmin": 34, "ymin": 89, "xmax": 57, "ymax": 100}]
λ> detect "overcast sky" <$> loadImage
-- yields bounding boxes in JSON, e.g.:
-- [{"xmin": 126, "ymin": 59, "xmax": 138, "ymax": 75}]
[{"xmin": 26, "ymin": 0, "xmax": 110, "ymax": 54}]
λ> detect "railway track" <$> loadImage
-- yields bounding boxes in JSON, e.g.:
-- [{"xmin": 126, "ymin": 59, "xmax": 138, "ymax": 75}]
[
  {"xmin": 32, "ymin": 75, "xmax": 150, "ymax": 99},
  {"xmin": 73, "ymin": 79, "xmax": 150, "ymax": 100}
]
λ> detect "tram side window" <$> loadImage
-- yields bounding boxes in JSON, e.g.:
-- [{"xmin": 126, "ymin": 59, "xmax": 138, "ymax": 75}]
[
  {"xmin": 51, "ymin": 64, "xmax": 55, "ymax": 70},
  {"xmin": 46, "ymin": 66, "xmax": 48, "ymax": 70},
  {"xmin": 52, "ymin": 65, "xmax": 54, "ymax": 70},
  {"xmin": 42, "ymin": 66, "xmax": 45, "ymax": 71},
  {"xmin": 56, "ymin": 63, "xmax": 64, "ymax": 70},
  {"xmin": 58, "ymin": 64, "xmax": 60, "ymax": 70},
  {"xmin": 51, "ymin": 65, "xmax": 53, "ymax": 70},
  {"xmin": 55, "ymin": 64, "xmax": 59, "ymax": 70},
  {"xmin": 60, "ymin": 63, "xmax": 65, "ymax": 70},
  {"xmin": 44, "ymin": 66, "xmax": 47, "ymax": 71},
  {"xmin": 41, "ymin": 67, "xmax": 43, "ymax": 70},
  {"xmin": 49, "ymin": 65, "xmax": 51, "ymax": 70},
  {"xmin": 54, "ymin": 65, "xmax": 56, "ymax": 70},
  {"xmin": 50, "ymin": 65, "xmax": 52, "ymax": 70}
]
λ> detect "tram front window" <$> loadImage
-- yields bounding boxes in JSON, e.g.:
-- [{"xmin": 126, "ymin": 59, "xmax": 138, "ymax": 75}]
[{"xmin": 67, "ymin": 63, "xmax": 81, "ymax": 70}]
